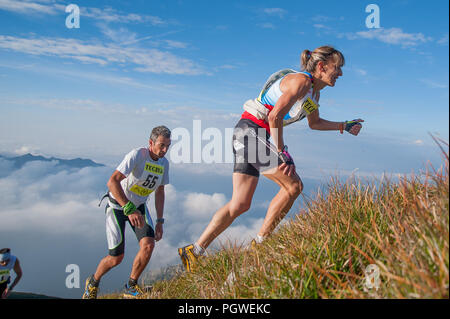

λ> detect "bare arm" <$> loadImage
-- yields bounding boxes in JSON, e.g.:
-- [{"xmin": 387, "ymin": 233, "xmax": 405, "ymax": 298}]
[
  {"xmin": 107, "ymin": 170, "xmax": 129, "ymax": 206},
  {"xmin": 155, "ymin": 185, "xmax": 165, "ymax": 220},
  {"xmin": 307, "ymin": 110, "xmax": 364, "ymax": 135},
  {"xmin": 107, "ymin": 170, "xmax": 144, "ymax": 228},
  {"xmin": 154, "ymin": 185, "xmax": 165, "ymax": 241},
  {"xmin": 307, "ymin": 110, "xmax": 344, "ymax": 131},
  {"xmin": 9, "ymin": 259, "xmax": 22, "ymax": 290},
  {"xmin": 268, "ymin": 74, "xmax": 312, "ymax": 151}
]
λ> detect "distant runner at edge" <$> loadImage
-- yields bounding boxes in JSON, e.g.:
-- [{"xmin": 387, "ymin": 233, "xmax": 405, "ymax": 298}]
[{"xmin": 178, "ymin": 46, "xmax": 364, "ymax": 271}]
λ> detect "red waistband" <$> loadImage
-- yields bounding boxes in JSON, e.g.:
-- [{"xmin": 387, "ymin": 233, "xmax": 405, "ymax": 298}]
[{"xmin": 240, "ymin": 103, "xmax": 274, "ymax": 134}]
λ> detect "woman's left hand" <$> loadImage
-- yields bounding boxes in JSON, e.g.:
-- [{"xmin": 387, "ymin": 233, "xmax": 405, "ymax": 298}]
[
  {"xmin": 345, "ymin": 119, "xmax": 364, "ymax": 136},
  {"xmin": 279, "ymin": 162, "xmax": 296, "ymax": 176}
]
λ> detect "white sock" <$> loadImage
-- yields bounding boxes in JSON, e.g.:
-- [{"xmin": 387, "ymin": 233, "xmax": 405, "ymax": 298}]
[
  {"xmin": 193, "ymin": 243, "xmax": 205, "ymax": 256},
  {"xmin": 255, "ymin": 234, "xmax": 266, "ymax": 244}
]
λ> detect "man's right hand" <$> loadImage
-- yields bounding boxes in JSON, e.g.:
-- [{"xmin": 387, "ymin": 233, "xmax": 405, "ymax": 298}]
[{"xmin": 128, "ymin": 211, "xmax": 145, "ymax": 228}]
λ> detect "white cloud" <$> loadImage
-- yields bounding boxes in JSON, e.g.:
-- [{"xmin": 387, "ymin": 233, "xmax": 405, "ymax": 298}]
[
  {"xmin": 0, "ymin": 159, "xmax": 266, "ymax": 283},
  {"xmin": 262, "ymin": 8, "xmax": 287, "ymax": 18},
  {"xmin": 348, "ymin": 28, "xmax": 432, "ymax": 47},
  {"xmin": 217, "ymin": 217, "xmax": 264, "ymax": 247},
  {"xmin": 82, "ymin": 6, "xmax": 166, "ymax": 25},
  {"xmin": 216, "ymin": 64, "xmax": 239, "ymax": 70},
  {"xmin": 98, "ymin": 24, "xmax": 138, "ymax": 44},
  {"xmin": 311, "ymin": 15, "xmax": 331, "ymax": 22},
  {"xmin": 164, "ymin": 40, "xmax": 188, "ymax": 49},
  {"xmin": 257, "ymin": 23, "xmax": 276, "ymax": 30},
  {"xmin": 183, "ymin": 192, "xmax": 227, "ymax": 219},
  {"xmin": 420, "ymin": 79, "xmax": 449, "ymax": 89},
  {"xmin": 0, "ymin": 158, "xmax": 14, "ymax": 178},
  {"xmin": 313, "ymin": 24, "xmax": 331, "ymax": 30},
  {"xmin": 14, "ymin": 145, "xmax": 41, "ymax": 155},
  {"xmin": 0, "ymin": 0, "xmax": 60, "ymax": 15},
  {"xmin": 437, "ymin": 33, "xmax": 449, "ymax": 46},
  {"xmin": 0, "ymin": 35, "xmax": 206, "ymax": 75},
  {"xmin": 0, "ymin": 0, "xmax": 167, "ymax": 26},
  {"xmin": 355, "ymin": 68, "xmax": 368, "ymax": 76}
]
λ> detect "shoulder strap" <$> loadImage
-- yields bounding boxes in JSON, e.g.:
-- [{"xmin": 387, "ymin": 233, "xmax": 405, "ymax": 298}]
[{"xmin": 257, "ymin": 69, "xmax": 297, "ymax": 102}]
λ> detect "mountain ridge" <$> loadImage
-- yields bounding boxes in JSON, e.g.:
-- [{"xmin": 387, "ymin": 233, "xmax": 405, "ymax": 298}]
[{"xmin": 0, "ymin": 153, "xmax": 105, "ymax": 169}]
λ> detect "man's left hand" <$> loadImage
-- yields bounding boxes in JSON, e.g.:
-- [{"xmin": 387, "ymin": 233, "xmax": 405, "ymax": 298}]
[{"xmin": 155, "ymin": 223, "xmax": 163, "ymax": 241}]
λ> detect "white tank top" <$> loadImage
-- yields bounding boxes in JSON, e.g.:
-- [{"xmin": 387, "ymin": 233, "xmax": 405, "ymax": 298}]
[
  {"xmin": 258, "ymin": 69, "xmax": 319, "ymax": 126},
  {"xmin": 0, "ymin": 255, "xmax": 16, "ymax": 284}
]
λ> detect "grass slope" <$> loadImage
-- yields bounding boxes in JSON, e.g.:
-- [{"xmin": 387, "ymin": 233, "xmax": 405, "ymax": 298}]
[{"xmin": 105, "ymin": 140, "xmax": 449, "ymax": 299}]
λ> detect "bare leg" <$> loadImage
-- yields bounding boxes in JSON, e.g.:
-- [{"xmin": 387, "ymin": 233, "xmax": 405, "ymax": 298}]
[
  {"xmin": 130, "ymin": 237, "xmax": 155, "ymax": 281},
  {"xmin": 196, "ymin": 173, "xmax": 259, "ymax": 249},
  {"xmin": 94, "ymin": 254, "xmax": 124, "ymax": 281},
  {"xmin": 258, "ymin": 167, "xmax": 303, "ymax": 237}
]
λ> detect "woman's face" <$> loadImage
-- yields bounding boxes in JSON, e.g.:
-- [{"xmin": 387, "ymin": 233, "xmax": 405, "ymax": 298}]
[{"xmin": 321, "ymin": 59, "xmax": 343, "ymax": 87}]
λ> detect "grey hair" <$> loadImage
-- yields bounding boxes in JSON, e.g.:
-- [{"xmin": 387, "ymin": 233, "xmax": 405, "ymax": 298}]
[
  {"xmin": 300, "ymin": 45, "xmax": 345, "ymax": 74},
  {"xmin": 150, "ymin": 125, "xmax": 171, "ymax": 142}
]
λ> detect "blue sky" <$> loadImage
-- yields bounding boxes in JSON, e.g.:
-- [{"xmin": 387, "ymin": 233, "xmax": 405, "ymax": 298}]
[
  {"xmin": 0, "ymin": 0, "xmax": 448, "ymax": 161},
  {"xmin": 0, "ymin": 0, "xmax": 448, "ymax": 298}
]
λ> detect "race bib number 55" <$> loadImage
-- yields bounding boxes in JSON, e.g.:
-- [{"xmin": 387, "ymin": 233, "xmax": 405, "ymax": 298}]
[{"xmin": 129, "ymin": 162, "xmax": 164, "ymax": 197}]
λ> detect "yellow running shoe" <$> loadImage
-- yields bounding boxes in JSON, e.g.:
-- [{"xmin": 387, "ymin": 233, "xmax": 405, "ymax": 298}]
[
  {"xmin": 178, "ymin": 244, "xmax": 199, "ymax": 272},
  {"xmin": 123, "ymin": 283, "xmax": 145, "ymax": 299},
  {"xmin": 82, "ymin": 275, "xmax": 99, "ymax": 299}
]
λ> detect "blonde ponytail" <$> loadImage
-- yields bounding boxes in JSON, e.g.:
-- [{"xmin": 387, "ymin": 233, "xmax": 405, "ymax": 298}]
[{"xmin": 301, "ymin": 45, "xmax": 345, "ymax": 73}]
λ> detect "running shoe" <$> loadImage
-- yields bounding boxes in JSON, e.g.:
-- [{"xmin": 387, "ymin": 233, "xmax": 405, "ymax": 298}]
[
  {"xmin": 123, "ymin": 283, "xmax": 144, "ymax": 299},
  {"xmin": 178, "ymin": 244, "xmax": 199, "ymax": 272},
  {"xmin": 82, "ymin": 275, "xmax": 99, "ymax": 299}
]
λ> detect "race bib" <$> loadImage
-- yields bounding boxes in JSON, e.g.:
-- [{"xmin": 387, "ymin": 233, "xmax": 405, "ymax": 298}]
[
  {"xmin": 129, "ymin": 162, "xmax": 164, "ymax": 197},
  {"xmin": 0, "ymin": 269, "xmax": 10, "ymax": 284},
  {"xmin": 144, "ymin": 162, "xmax": 164, "ymax": 175},
  {"xmin": 302, "ymin": 97, "xmax": 319, "ymax": 114}
]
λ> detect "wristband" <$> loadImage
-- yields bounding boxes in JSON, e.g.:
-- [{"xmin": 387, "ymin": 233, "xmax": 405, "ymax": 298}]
[
  {"xmin": 339, "ymin": 122, "xmax": 344, "ymax": 134},
  {"xmin": 156, "ymin": 218, "xmax": 165, "ymax": 224},
  {"xmin": 122, "ymin": 201, "xmax": 137, "ymax": 216},
  {"xmin": 344, "ymin": 120, "xmax": 362, "ymax": 133},
  {"xmin": 278, "ymin": 145, "xmax": 294, "ymax": 165}
]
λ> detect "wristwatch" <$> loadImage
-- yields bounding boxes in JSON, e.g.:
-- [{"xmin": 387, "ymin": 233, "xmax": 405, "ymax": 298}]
[{"xmin": 156, "ymin": 218, "xmax": 165, "ymax": 224}]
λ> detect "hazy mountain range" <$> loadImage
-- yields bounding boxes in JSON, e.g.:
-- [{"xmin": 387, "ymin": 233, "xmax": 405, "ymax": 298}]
[{"xmin": 0, "ymin": 153, "xmax": 105, "ymax": 169}]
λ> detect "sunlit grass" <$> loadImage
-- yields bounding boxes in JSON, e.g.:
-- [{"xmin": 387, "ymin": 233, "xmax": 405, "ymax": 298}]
[{"xmin": 105, "ymin": 137, "xmax": 449, "ymax": 299}]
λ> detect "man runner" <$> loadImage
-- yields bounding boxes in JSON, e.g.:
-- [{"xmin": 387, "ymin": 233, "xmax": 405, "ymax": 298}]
[
  {"xmin": 83, "ymin": 126, "xmax": 171, "ymax": 299},
  {"xmin": 0, "ymin": 248, "xmax": 23, "ymax": 299}
]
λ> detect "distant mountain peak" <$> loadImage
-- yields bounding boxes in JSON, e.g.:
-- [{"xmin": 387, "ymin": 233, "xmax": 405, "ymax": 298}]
[{"xmin": 0, "ymin": 153, "xmax": 105, "ymax": 169}]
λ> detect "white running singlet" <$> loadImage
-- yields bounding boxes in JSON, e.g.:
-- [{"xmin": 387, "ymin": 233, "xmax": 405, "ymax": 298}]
[{"xmin": 110, "ymin": 147, "xmax": 170, "ymax": 207}]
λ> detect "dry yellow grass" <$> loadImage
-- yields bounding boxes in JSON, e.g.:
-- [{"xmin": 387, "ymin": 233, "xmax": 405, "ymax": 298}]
[{"xmin": 105, "ymin": 137, "xmax": 449, "ymax": 299}]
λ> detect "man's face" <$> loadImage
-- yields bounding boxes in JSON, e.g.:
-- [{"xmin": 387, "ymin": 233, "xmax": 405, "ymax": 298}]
[{"xmin": 150, "ymin": 135, "xmax": 171, "ymax": 158}]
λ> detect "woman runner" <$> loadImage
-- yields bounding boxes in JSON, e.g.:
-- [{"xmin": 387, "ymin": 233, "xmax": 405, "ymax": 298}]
[{"xmin": 178, "ymin": 45, "xmax": 363, "ymax": 271}]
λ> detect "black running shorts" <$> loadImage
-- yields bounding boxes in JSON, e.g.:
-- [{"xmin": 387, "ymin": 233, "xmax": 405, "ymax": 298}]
[
  {"xmin": 105, "ymin": 203, "xmax": 155, "ymax": 256},
  {"xmin": 232, "ymin": 119, "xmax": 281, "ymax": 177},
  {"xmin": 0, "ymin": 282, "xmax": 7, "ymax": 297}
]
